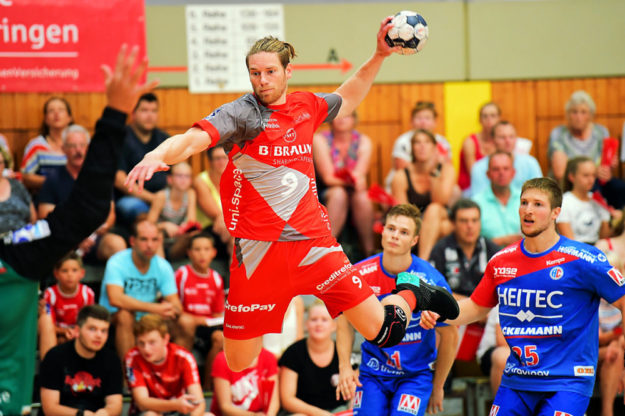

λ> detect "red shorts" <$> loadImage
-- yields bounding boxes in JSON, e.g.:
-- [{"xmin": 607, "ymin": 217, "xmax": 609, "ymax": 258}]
[{"xmin": 224, "ymin": 235, "xmax": 373, "ymax": 339}]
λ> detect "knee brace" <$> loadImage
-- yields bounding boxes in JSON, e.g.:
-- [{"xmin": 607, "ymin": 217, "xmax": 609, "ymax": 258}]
[{"xmin": 370, "ymin": 304, "xmax": 407, "ymax": 348}]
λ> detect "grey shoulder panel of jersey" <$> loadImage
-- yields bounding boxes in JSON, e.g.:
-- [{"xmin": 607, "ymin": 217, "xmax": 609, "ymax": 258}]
[{"xmin": 315, "ymin": 92, "xmax": 342, "ymax": 124}]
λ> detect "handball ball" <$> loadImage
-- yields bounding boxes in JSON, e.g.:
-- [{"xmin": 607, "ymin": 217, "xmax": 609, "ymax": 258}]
[{"xmin": 385, "ymin": 11, "xmax": 428, "ymax": 55}]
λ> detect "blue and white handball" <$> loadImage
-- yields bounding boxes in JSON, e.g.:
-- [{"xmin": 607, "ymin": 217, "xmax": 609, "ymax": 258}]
[{"xmin": 385, "ymin": 11, "xmax": 428, "ymax": 55}]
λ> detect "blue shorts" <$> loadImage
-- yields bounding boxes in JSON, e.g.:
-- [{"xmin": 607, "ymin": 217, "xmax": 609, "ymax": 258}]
[
  {"xmin": 490, "ymin": 385, "xmax": 590, "ymax": 416},
  {"xmin": 353, "ymin": 371, "xmax": 433, "ymax": 416}
]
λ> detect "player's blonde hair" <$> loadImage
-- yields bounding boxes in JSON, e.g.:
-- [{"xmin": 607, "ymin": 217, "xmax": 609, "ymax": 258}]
[
  {"xmin": 386, "ymin": 204, "xmax": 422, "ymax": 236},
  {"xmin": 246, "ymin": 36, "xmax": 297, "ymax": 69},
  {"xmin": 133, "ymin": 314, "xmax": 169, "ymax": 338},
  {"xmin": 521, "ymin": 177, "xmax": 563, "ymax": 210}
]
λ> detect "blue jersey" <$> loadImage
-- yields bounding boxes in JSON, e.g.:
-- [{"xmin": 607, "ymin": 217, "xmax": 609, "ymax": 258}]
[
  {"xmin": 355, "ymin": 253, "xmax": 451, "ymax": 378},
  {"xmin": 471, "ymin": 236, "xmax": 625, "ymax": 397}
]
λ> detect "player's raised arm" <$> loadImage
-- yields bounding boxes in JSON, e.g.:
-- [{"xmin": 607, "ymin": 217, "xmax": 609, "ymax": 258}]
[
  {"xmin": 125, "ymin": 127, "xmax": 211, "ymax": 192},
  {"xmin": 333, "ymin": 16, "xmax": 401, "ymax": 119}
]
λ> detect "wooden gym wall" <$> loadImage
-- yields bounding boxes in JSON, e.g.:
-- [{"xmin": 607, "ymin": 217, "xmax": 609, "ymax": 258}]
[{"xmin": 1, "ymin": 76, "xmax": 625, "ymax": 186}]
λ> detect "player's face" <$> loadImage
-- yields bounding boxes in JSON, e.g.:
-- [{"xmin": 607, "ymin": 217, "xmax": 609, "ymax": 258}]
[
  {"xmin": 570, "ymin": 160, "xmax": 596, "ymax": 193},
  {"xmin": 454, "ymin": 207, "xmax": 481, "ymax": 245},
  {"xmin": 63, "ymin": 132, "xmax": 89, "ymax": 171},
  {"xmin": 306, "ymin": 304, "xmax": 335, "ymax": 341},
  {"xmin": 411, "ymin": 132, "xmax": 436, "ymax": 163},
  {"xmin": 411, "ymin": 109, "xmax": 436, "ymax": 131},
  {"xmin": 188, "ymin": 237, "xmax": 216, "ymax": 272},
  {"xmin": 519, "ymin": 189, "xmax": 560, "ymax": 238},
  {"xmin": 567, "ymin": 104, "xmax": 592, "ymax": 133},
  {"xmin": 487, "ymin": 154, "xmax": 515, "ymax": 188},
  {"xmin": 136, "ymin": 330, "xmax": 169, "ymax": 364},
  {"xmin": 169, "ymin": 164, "xmax": 192, "ymax": 191},
  {"xmin": 44, "ymin": 99, "xmax": 72, "ymax": 131},
  {"xmin": 248, "ymin": 52, "xmax": 292, "ymax": 106},
  {"xmin": 493, "ymin": 124, "xmax": 517, "ymax": 153},
  {"xmin": 54, "ymin": 259, "xmax": 84, "ymax": 293},
  {"xmin": 382, "ymin": 214, "xmax": 419, "ymax": 255},
  {"xmin": 209, "ymin": 147, "xmax": 229, "ymax": 175},
  {"xmin": 77, "ymin": 317, "xmax": 109, "ymax": 353},
  {"xmin": 132, "ymin": 100, "xmax": 159, "ymax": 133},
  {"xmin": 479, "ymin": 104, "xmax": 500, "ymax": 132},
  {"xmin": 131, "ymin": 221, "xmax": 161, "ymax": 262}
]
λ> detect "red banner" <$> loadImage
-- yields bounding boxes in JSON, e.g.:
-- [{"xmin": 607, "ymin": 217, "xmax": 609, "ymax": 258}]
[{"xmin": 0, "ymin": 0, "xmax": 145, "ymax": 92}]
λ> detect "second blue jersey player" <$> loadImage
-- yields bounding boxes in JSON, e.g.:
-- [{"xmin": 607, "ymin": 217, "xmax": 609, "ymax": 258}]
[
  {"xmin": 337, "ymin": 204, "xmax": 458, "ymax": 416},
  {"xmin": 422, "ymin": 177, "xmax": 625, "ymax": 416}
]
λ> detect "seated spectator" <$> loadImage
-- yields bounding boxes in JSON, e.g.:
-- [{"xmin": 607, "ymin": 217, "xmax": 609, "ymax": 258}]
[
  {"xmin": 125, "ymin": 314, "xmax": 206, "ymax": 416},
  {"xmin": 0, "ymin": 146, "xmax": 36, "ymax": 233},
  {"xmin": 549, "ymin": 90, "xmax": 625, "ymax": 209},
  {"xmin": 279, "ymin": 300, "xmax": 348, "ymax": 415},
  {"xmin": 211, "ymin": 348, "xmax": 279, "ymax": 416},
  {"xmin": 458, "ymin": 102, "xmax": 500, "ymax": 193},
  {"xmin": 195, "ymin": 145, "xmax": 233, "ymax": 257},
  {"xmin": 475, "ymin": 306, "xmax": 509, "ymax": 395},
  {"xmin": 40, "ymin": 305, "xmax": 123, "ymax": 416},
  {"xmin": 557, "ymin": 156, "xmax": 611, "ymax": 244},
  {"xmin": 38, "ymin": 252, "xmax": 95, "ymax": 359},
  {"xmin": 391, "ymin": 129, "xmax": 455, "ymax": 259},
  {"xmin": 147, "ymin": 161, "xmax": 199, "ymax": 260},
  {"xmin": 470, "ymin": 121, "xmax": 542, "ymax": 196},
  {"xmin": 472, "ymin": 151, "xmax": 522, "ymax": 246},
  {"xmin": 99, "ymin": 219, "xmax": 182, "ymax": 360},
  {"xmin": 114, "ymin": 93, "xmax": 169, "ymax": 227},
  {"xmin": 385, "ymin": 101, "xmax": 451, "ymax": 189},
  {"xmin": 313, "ymin": 112, "xmax": 375, "ymax": 256},
  {"xmin": 38, "ymin": 125, "xmax": 126, "ymax": 263},
  {"xmin": 174, "ymin": 233, "xmax": 225, "ymax": 390},
  {"xmin": 0, "ymin": 132, "xmax": 9, "ymax": 157},
  {"xmin": 429, "ymin": 199, "xmax": 500, "ymax": 299},
  {"xmin": 21, "ymin": 97, "xmax": 73, "ymax": 194},
  {"xmin": 263, "ymin": 296, "xmax": 304, "ymax": 360}
]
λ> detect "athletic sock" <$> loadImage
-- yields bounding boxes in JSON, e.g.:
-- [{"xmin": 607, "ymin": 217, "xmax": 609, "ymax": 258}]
[{"xmin": 397, "ymin": 290, "xmax": 416, "ymax": 311}]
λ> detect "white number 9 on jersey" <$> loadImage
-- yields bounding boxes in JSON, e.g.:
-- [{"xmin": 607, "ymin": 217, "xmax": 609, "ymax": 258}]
[{"xmin": 281, "ymin": 171, "xmax": 298, "ymax": 196}]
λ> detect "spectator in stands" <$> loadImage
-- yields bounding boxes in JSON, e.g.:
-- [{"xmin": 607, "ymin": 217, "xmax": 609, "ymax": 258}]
[
  {"xmin": 211, "ymin": 347, "xmax": 279, "ymax": 416},
  {"xmin": 549, "ymin": 90, "xmax": 625, "ymax": 209},
  {"xmin": 429, "ymin": 199, "xmax": 500, "ymax": 299},
  {"xmin": 125, "ymin": 314, "xmax": 206, "ymax": 416},
  {"xmin": 99, "ymin": 219, "xmax": 182, "ymax": 359},
  {"xmin": 0, "ymin": 133, "xmax": 9, "ymax": 157},
  {"xmin": 0, "ymin": 146, "xmax": 35, "ymax": 233},
  {"xmin": 38, "ymin": 252, "xmax": 95, "ymax": 359},
  {"xmin": 279, "ymin": 300, "xmax": 347, "ymax": 415},
  {"xmin": 458, "ymin": 102, "xmax": 500, "ymax": 193},
  {"xmin": 115, "ymin": 93, "xmax": 169, "ymax": 226},
  {"xmin": 391, "ymin": 129, "xmax": 455, "ymax": 259},
  {"xmin": 38, "ymin": 124, "xmax": 126, "ymax": 263},
  {"xmin": 469, "ymin": 121, "xmax": 542, "ymax": 196},
  {"xmin": 147, "ymin": 161, "xmax": 199, "ymax": 260},
  {"xmin": 557, "ymin": 156, "xmax": 611, "ymax": 244},
  {"xmin": 175, "ymin": 233, "xmax": 225, "ymax": 391},
  {"xmin": 472, "ymin": 151, "xmax": 522, "ymax": 246},
  {"xmin": 313, "ymin": 112, "xmax": 375, "ymax": 256},
  {"xmin": 195, "ymin": 145, "xmax": 233, "ymax": 256},
  {"xmin": 475, "ymin": 307, "xmax": 509, "ymax": 394},
  {"xmin": 20, "ymin": 97, "xmax": 73, "ymax": 193},
  {"xmin": 386, "ymin": 101, "xmax": 451, "ymax": 189},
  {"xmin": 263, "ymin": 296, "xmax": 304, "ymax": 360},
  {"xmin": 40, "ymin": 305, "xmax": 123, "ymax": 416}
]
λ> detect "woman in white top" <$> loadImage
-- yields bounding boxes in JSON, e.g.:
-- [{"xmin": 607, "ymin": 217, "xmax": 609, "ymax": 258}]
[{"xmin": 556, "ymin": 156, "xmax": 611, "ymax": 244}]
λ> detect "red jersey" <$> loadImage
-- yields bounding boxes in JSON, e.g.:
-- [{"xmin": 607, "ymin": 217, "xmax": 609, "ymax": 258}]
[
  {"xmin": 124, "ymin": 343, "xmax": 200, "ymax": 399},
  {"xmin": 210, "ymin": 348, "xmax": 277, "ymax": 416},
  {"xmin": 194, "ymin": 92, "xmax": 342, "ymax": 241},
  {"xmin": 175, "ymin": 264, "xmax": 225, "ymax": 317},
  {"xmin": 43, "ymin": 283, "xmax": 94, "ymax": 327}
]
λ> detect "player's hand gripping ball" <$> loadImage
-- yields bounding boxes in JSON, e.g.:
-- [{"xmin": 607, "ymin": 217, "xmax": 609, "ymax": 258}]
[{"xmin": 384, "ymin": 11, "xmax": 428, "ymax": 55}]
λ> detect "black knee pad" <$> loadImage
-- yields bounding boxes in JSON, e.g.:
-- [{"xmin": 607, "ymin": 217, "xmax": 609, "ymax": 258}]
[{"xmin": 370, "ymin": 304, "xmax": 407, "ymax": 348}]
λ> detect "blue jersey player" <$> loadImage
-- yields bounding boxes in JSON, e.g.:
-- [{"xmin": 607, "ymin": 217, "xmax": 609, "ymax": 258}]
[
  {"xmin": 422, "ymin": 177, "xmax": 625, "ymax": 416},
  {"xmin": 337, "ymin": 204, "xmax": 458, "ymax": 415}
]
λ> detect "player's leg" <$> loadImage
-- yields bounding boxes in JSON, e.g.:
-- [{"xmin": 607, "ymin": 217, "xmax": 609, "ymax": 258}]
[
  {"xmin": 342, "ymin": 294, "xmax": 411, "ymax": 344},
  {"xmin": 389, "ymin": 375, "xmax": 433, "ymax": 416},
  {"xmin": 536, "ymin": 390, "xmax": 591, "ymax": 416},
  {"xmin": 352, "ymin": 373, "xmax": 391, "ymax": 416},
  {"xmin": 223, "ymin": 336, "xmax": 263, "ymax": 372}
]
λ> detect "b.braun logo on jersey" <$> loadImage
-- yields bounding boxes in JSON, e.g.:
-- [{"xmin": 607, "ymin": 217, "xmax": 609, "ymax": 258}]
[
  {"xmin": 283, "ymin": 127, "xmax": 296, "ymax": 142},
  {"xmin": 607, "ymin": 267, "xmax": 625, "ymax": 286},
  {"xmin": 549, "ymin": 266, "xmax": 564, "ymax": 280},
  {"xmin": 397, "ymin": 394, "xmax": 420, "ymax": 415}
]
